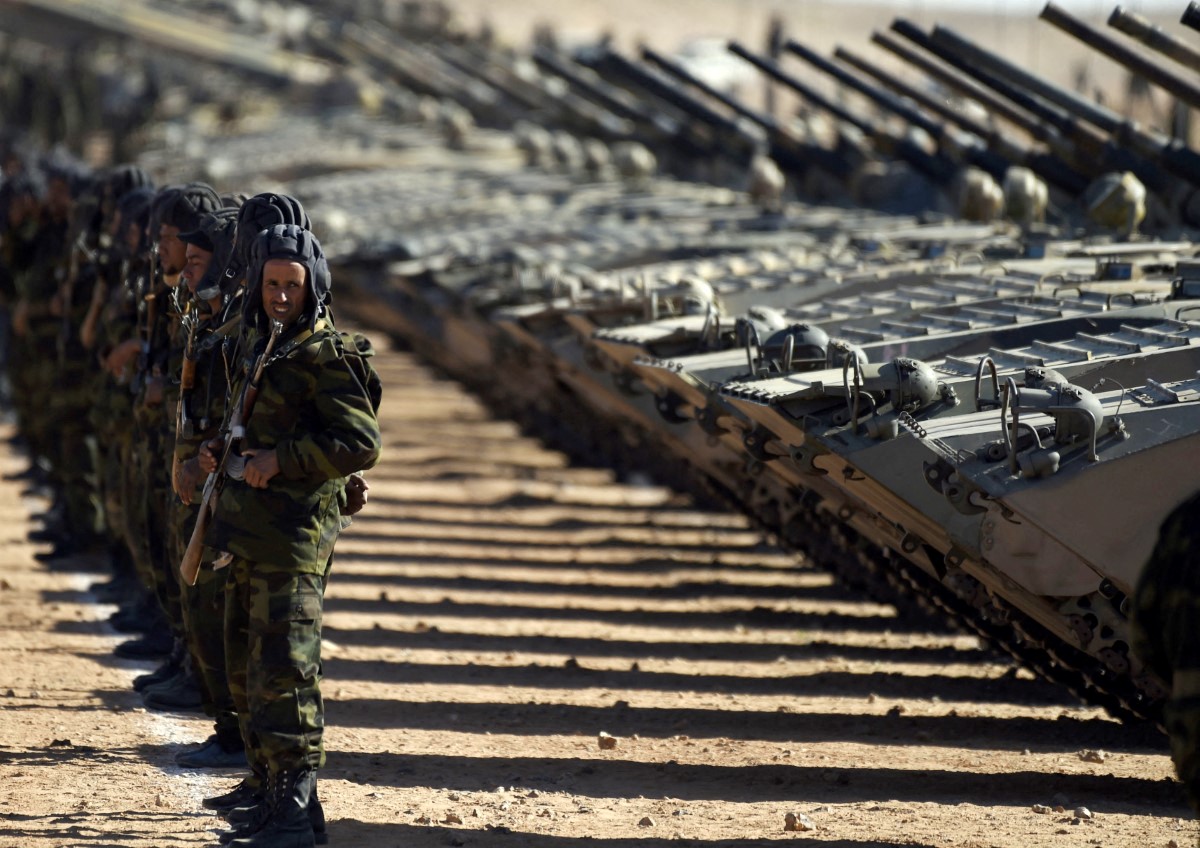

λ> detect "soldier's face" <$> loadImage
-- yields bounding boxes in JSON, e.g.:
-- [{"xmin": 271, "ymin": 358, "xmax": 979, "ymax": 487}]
[
  {"xmin": 182, "ymin": 244, "xmax": 214, "ymax": 294},
  {"xmin": 261, "ymin": 259, "xmax": 308, "ymax": 327},
  {"xmin": 158, "ymin": 224, "xmax": 186, "ymax": 276}
]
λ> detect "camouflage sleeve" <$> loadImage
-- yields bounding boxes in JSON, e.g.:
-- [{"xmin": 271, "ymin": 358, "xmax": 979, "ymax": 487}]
[{"xmin": 274, "ymin": 339, "xmax": 381, "ymax": 482}]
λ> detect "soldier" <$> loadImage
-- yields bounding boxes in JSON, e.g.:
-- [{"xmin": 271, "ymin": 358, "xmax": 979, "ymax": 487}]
[
  {"xmin": 1131, "ymin": 491, "xmax": 1200, "ymax": 816},
  {"xmin": 166, "ymin": 208, "xmax": 245, "ymax": 758},
  {"xmin": 117, "ymin": 183, "xmax": 220, "ymax": 671},
  {"xmin": 200, "ymin": 224, "xmax": 381, "ymax": 847}
]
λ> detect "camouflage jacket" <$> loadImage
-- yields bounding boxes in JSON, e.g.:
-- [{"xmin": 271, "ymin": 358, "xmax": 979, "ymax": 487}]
[{"xmin": 205, "ymin": 322, "xmax": 382, "ymax": 572}]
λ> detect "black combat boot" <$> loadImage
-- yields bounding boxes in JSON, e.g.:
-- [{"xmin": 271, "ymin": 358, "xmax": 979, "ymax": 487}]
[
  {"xmin": 142, "ymin": 658, "xmax": 204, "ymax": 711},
  {"xmin": 133, "ymin": 637, "xmax": 185, "ymax": 692},
  {"xmin": 226, "ymin": 774, "xmax": 326, "ymax": 845},
  {"xmin": 175, "ymin": 733, "xmax": 246, "ymax": 768},
  {"xmin": 227, "ymin": 769, "xmax": 318, "ymax": 848},
  {"xmin": 203, "ymin": 768, "xmax": 264, "ymax": 812}
]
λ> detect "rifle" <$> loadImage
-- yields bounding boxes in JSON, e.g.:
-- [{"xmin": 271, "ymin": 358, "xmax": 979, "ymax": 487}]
[{"xmin": 179, "ymin": 318, "xmax": 284, "ymax": 586}]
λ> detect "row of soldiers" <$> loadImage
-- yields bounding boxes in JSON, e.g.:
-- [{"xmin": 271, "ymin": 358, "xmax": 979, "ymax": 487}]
[{"xmin": 0, "ymin": 146, "xmax": 382, "ymax": 848}]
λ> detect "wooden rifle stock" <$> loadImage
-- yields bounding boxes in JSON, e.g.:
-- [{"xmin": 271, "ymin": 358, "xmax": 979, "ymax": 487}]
[{"xmin": 179, "ymin": 319, "xmax": 284, "ymax": 586}]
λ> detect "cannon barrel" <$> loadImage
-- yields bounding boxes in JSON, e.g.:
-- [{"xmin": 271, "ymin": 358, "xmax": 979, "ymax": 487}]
[
  {"xmin": 784, "ymin": 39, "xmax": 945, "ymax": 142},
  {"xmin": 584, "ymin": 49, "xmax": 766, "ymax": 150},
  {"xmin": 1108, "ymin": 5, "xmax": 1200, "ymax": 74},
  {"xmin": 638, "ymin": 45, "xmax": 854, "ymax": 180},
  {"xmin": 911, "ymin": 20, "xmax": 1184, "ymax": 193},
  {"xmin": 1184, "ymin": 1, "xmax": 1200, "ymax": 33},
  {"xmin": 641, "ymin": 45, "xmax": 783, "ymax": 135},
  {"xmin": 532, "ymin": 45, "xmax": 677, "ymax": 139},
  {"xmin": 932, "ymin": 17, "xmax": 1200, "ymax": 189},
  {"xmin": 1041, "ymin": 2, "xmax": 1200, "ymax": 111},
  {"xmin": 729, "ymin": 40, "xmax": 958, "ymax": 186},
  {"xmin": 835, "ymin": 44, "xmax": 1090, "ymax": 195}
]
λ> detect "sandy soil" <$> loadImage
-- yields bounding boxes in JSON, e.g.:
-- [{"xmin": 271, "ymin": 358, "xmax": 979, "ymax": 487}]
[{"xmin": 0, "ymin": 335, "xmax": 1194, "ymax": 847}]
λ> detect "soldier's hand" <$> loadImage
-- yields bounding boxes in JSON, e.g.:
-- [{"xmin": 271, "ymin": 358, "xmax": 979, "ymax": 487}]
[
  {"xmin": 342, "ymin": 473, "xmax": 369, "ymax": 515},
  {"xmin": 11, "ymin": 299, "xmax": 28, "ymax": 338},
  {"xmin": 177, "ymin": 457, "xmax": 204, "ymax": 505},
  {"xmin": 241, "ymin": 449, "xmax": 280, "ymax": 489},
  {"xmin": 198, "ymin": 438, "xmax": 224, "ymax": 474},
  {"xmin": 105, "ymin": 338, "xmax": 140, "ymax": 377},
  {"xmin": 143, "ymin": 375, "xmax": 164, "ymax": 407}
]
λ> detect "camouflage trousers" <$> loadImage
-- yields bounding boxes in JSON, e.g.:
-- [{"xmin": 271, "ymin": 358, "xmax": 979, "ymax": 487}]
[
  {"xmin": 224, "ymin": 557, "xmax": 326, "ymax": 774},
  {"xmin": 175, "ymin": 500, "xmax": 239, "ymax": 746},
  {"xmin": 1131, "ymin": 490, "xmax": 1200, "ymax": 816},
  {"xmin": 124, "ymin": 417, "xmax": 181, "ymax": 632}
]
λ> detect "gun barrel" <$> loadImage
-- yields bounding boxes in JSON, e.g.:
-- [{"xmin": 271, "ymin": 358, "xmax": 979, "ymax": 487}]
[
  {"xmin": 1185, "ymin": 1, "xmax": 1200, "ymax": 33},
  {"xmin": 726, "ymin": 41, "xmax": 873, "ymax": 135},
  {"xmin": 870, "ymin": 30, "xmax": 1036, "ymax": 137},
  {"xmin": 1109, "ymin": 5, "xmax": 1200, "ymax": 74},
  {"xmin": 593, "ymin": 49, "xmax": 765, "ymax": 148},
  {"xmin": 1041, "ymin": 2, "xmax": 1200, "ymax": 111},
  {"xmin": 641, "ymin": 45, "xmax": 781, "ymax": 134},
  {"xmin": 532, "ymin": 46, "xmax": 673, "ymax": 136},
  {"xmin": 833, "ymin": 45, "xmax": 1089, "ymax": 194},
  {"xmin": 915, "ymin": 19, "xmax": 1194, "ymax": 191},
  {"xmin": 784, "ymin": 39, "xmax": 943, "ymax": 141}
]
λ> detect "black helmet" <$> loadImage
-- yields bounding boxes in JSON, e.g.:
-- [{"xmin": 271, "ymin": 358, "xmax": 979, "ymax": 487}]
[
  {"xmin": 180, "ymin": 207, "xmax": 240, "ymax": 302},
  {"xmin": 229, "ymin": 193, "xmax": 311, "ymax": 285},
  {"xmin": 243, "ymin": 223, "xmax": 330, "ymax": 335},
  {"xmin": 159, "ymin": 182, "xmax": 221, "ymax": 232},
  {"xmin": 114, "ymin": 186, "xmax": 157, "ymax": 259}
]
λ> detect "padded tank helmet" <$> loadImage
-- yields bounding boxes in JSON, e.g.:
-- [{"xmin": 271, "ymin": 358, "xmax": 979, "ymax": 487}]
[
  {"xmin": 180, "ymin": 207, "xmax": 240, "ymax": 303},
  {"xmin": 244, "ymin": 223, "xmax": 330, "ymax": 335},
  {"xmin": 229, "ymin": 192, "xmax": 312, "ymax": 286},
  {"xmin": 114, "ymin": 186, "xmax": 157, "ymax": 260},
  {"xmin": 159, "ymin": 182, "xmax": 221, "ymax": 233}
]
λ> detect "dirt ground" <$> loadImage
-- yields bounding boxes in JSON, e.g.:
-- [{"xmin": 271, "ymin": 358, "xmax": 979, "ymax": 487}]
[{"xmin": 0, "ymin": 335, "xmax": 1194, "ymax": 847}]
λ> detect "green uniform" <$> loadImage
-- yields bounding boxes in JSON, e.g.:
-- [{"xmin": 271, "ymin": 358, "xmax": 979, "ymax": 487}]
[
  {"xmin": 1131, "ymin": 490, "xmax": 1200, "ymax": 815},
  {"xmin": 174, "ymin": 312, "xmax": 236, "ymax": 744},
  {"xmin": 207, "ymin": 322, "xmax": 381, "ymax": 773}
]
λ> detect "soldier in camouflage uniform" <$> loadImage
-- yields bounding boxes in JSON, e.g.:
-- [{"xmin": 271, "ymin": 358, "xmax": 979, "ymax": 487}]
[
  {"xmin": 121, "ymin": 183, "xmax": 221, "ymax": 669},
  {"xmin": 200, "ymin": 224, "xmax": 381, "ymax": 847},
  {"xmin": 1131, "ymin": 490, "xmax": 1200, "ymax": 816},
  {"xmin": 169, "ymin": 208, "xmax": 245, "ymax": 764}
]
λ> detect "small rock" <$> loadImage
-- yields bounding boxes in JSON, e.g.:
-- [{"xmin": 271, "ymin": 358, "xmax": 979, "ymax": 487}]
[
  {"xmin": 49, "ymin": 738, "xmax": 71, "ymax": 747},
  {"xmin": 578, "ymin": 806, "xmax": 593, "ymax": 813},
  {"xmin": 1021, "ymin": 749, "xmax": 1031, "ymax": 756},
  {"xmin": 448, "ymin": 792, "xmax": 461, "ymax": 801},
  {"xmin": 564, "ymin": 657, "xmax": 581, "ymax": 669},
  {"xmin": 528, "ymin": 790, "xmax": 540, "ymax": 798},
  {"xmin": 630, "ymin": 662, "xmax": 640, "ymax": 672},
  {"xmin": 0, "ymin": 579, "xmax": 11, "ymax": 590},
  {"xmin": 443, "ymin": 812, "xmax": 463, "ymax": 825},
  {"xmin": 470, "ymin": 807, "xmax": 481, "ymax": 818},
  {"xmin": 598, "ymin": 732, "xmax": 618, "ymax": 750},
  {"xmin": 1054, "ymin": 805, "xmax": 1066, "ymax": 813},
  {"xmin": 537, "ymin": 808, "xmax": 553, "ymax": 818},
  {"xmin": 784, "ymin": 812, "xmax": 816, "ymax": 832},
  {"xmin": 1079, "ymin": 749, "xmax": 1108, "ymax": 764},
  {"xmin": 3, "ymin": 689, "xmax": 13, "ymax": 698},
  {"xmin": 494, "ymin": 786, "xmax": 506, "ymax": 793},
  {"xmin": 1032, "ymin": 804, "xmax": 1052, "ymax": 814},
  {"xmin": 639, "ymin": 816, "xmax": 656, "ymax": 827},
  {"xmin": 886, "ymin": 705, "xmax": 905, "ymax": 717},
  {"xmin": 154, "ymin": 794, "xmax": 166, "ymax": 807},
  {"xmin": 414, "ymin": 814, "xmax": 431, "ymax": 825},
  {"xmin": 1074, "ymin": 807, "xmax": 1093, "ymax": 820},
  {"xmin": 499, "ymin": 801, "xmax": 511, "ymax": 812},
  {"xmin": 1168, "ymin": 840, "xmax": 1180, "ymax": 848}
]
